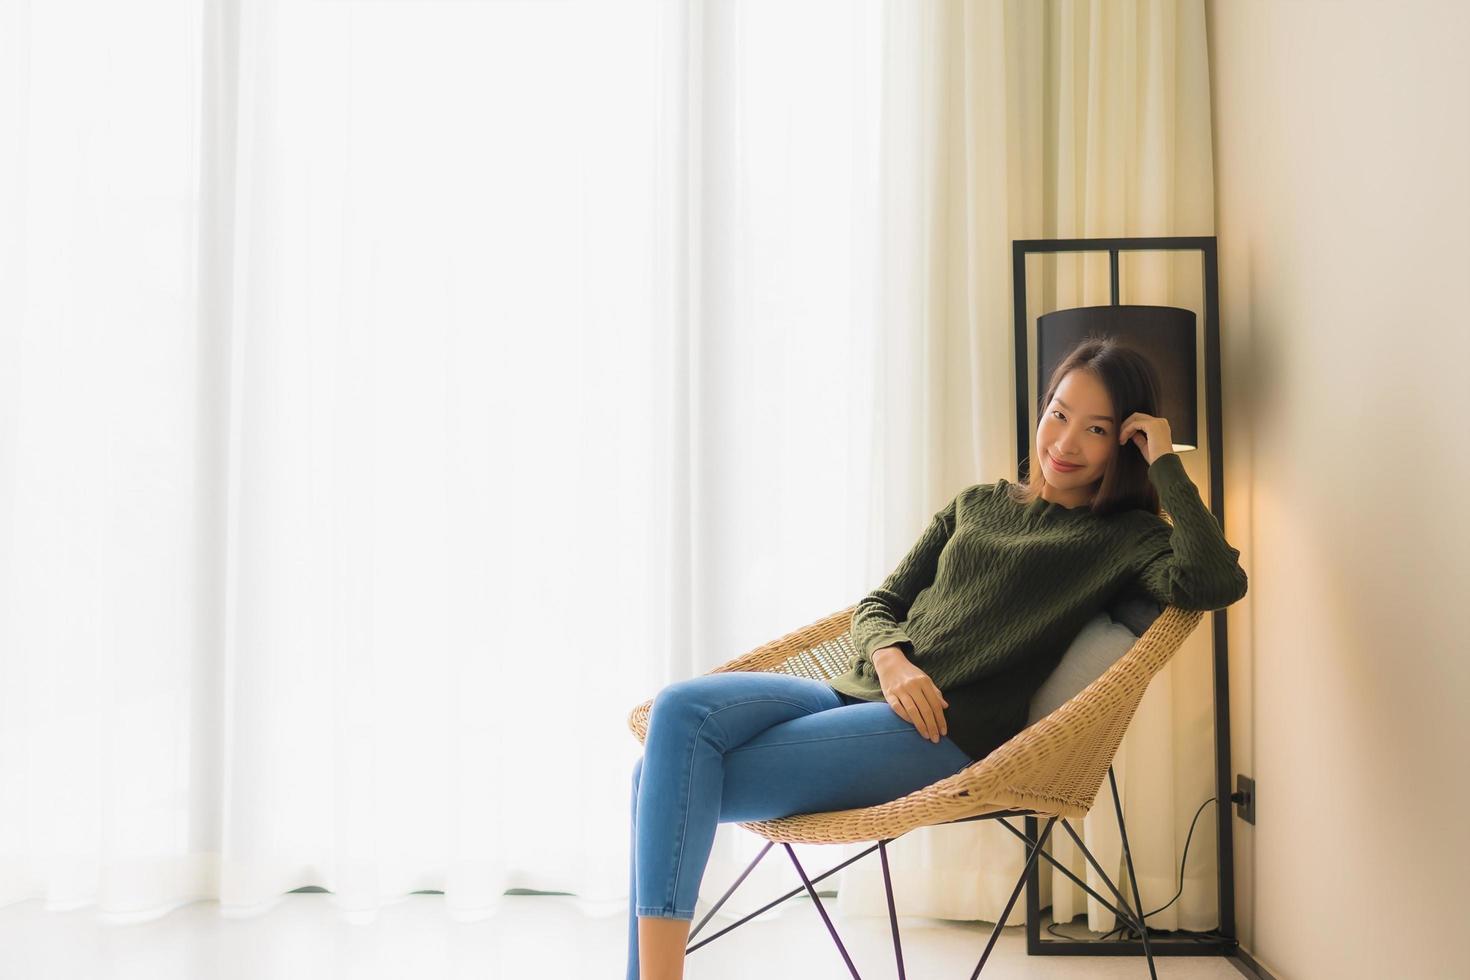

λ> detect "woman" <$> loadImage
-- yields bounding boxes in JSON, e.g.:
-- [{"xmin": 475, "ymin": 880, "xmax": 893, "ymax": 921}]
[{"xmin": 627, "ymin": 337, "xmax": 1248, "ymax": 980}]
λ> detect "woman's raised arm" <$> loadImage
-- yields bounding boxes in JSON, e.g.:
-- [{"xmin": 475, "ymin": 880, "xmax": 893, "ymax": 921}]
[{"xmin": 1131, "ymin": 452, "xmax": 1249, "ymax": 612}]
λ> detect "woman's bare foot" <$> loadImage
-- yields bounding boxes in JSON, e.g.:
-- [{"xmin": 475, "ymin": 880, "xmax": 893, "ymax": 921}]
[{"xmin": 638, "ymin": 914, "xmax": 692, "ymax": 980}]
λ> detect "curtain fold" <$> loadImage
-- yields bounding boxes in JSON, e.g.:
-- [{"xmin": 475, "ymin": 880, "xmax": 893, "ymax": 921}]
[{"xmin": 0, "ymin": 0, "xmax": 888, "ymax": 921}]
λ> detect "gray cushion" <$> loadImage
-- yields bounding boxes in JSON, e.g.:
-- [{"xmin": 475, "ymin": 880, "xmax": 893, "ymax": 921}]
[
  {"xmin": 1024, "ymin": 596, "xmax": 1164, "ymax": 726},
  {"xmin": 1026, "ymin": 614, "xmax": 1136, "ymax": 724}
]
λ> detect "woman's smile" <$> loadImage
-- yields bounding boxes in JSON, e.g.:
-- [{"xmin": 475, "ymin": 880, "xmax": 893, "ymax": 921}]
[{"xmin": 1047, "ymin": 453, "xmax": 1082, "ymax": 472}]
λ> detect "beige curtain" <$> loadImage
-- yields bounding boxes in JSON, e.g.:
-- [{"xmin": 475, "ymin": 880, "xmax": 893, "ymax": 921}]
[{"xmin": 833, "ymin": 0, "xmax": 1224, "ymax": 935}]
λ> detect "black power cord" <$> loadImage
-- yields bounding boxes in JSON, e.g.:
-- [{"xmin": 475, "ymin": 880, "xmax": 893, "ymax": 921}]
[{"xmin": 1043, "ymin": 794, "xmax": 1235, "ymax": 945}]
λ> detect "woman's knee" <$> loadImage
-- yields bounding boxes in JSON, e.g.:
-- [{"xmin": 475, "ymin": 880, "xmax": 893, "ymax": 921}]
[
  {"xmin": 649, "ymin": 677, "xmax": 702, "ymax": 724},
  {"xmin": 650, "ymin": 677, "xmax": 688, "ymax": 710},
  {"xmin": 649, "ymin": 674, "xmax": 734, "ymax": 725}
]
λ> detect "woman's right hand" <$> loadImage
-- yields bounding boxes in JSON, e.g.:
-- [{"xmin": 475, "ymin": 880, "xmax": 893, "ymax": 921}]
[{"xmin": 872, "ymin": 646, "xmax": 950, "ymax": 743}]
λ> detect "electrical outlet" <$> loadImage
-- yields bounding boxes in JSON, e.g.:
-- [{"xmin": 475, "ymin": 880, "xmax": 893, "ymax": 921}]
[{"xmin": 1233, "ymin": 774, "xmax": 1255, "ymax": 824}]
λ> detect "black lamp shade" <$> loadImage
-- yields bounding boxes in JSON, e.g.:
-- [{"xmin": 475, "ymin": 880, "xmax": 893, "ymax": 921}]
[{"xmin": 1036, "ymin": 304, "xmax": 1198, "ymax": 452}]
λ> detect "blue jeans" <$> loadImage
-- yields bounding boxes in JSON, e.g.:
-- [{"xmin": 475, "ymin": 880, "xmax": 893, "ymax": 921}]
[{"xmin": 626, "ymin": 671, "xmax": 975, "ymax": 980}]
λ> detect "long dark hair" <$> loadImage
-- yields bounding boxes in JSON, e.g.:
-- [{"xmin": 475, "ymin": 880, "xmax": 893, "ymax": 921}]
[{"xmin": 1006, "ymin": 336, "xmax": 1166, "ymax": 518}]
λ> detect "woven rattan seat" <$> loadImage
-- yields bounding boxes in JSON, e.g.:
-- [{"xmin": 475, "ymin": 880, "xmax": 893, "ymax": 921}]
[{"xmin": 627, "ymin": 602, "xmax": 1205, "ymax": 977}]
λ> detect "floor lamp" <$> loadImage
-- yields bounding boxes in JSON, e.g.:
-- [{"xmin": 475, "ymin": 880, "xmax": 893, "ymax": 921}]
[{"xmin": 1009, "ymin": 236, "xmax": 1256, "ymax": 972}]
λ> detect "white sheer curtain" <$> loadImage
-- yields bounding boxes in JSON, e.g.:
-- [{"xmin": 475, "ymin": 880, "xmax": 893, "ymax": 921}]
[
  {"xmin": 0, "ymin": 0, "xmax": 888, "ymax": 921},
  {"xmin": 0, "ymin": 0, "xmax": 1223, "ymax": 942}
]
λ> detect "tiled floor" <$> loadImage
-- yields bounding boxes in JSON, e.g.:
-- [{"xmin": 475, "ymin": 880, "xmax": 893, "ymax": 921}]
[{"xmin": 0, "ymin": 892, "xmax": 1252, "ymax": 979}]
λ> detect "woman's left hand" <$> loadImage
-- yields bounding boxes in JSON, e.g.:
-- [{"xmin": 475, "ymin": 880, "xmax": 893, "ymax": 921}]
[{"xmin": 1119, "ymin": 412, "xmax": 1174, "ymax": 466}]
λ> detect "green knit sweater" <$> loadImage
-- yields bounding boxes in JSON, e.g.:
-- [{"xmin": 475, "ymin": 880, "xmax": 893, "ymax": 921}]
[{"xmin": 826, "ymin": 451, "xmax": 1248, "ymax": 762}]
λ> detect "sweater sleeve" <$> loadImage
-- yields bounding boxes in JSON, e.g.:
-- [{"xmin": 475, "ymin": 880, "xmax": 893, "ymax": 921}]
[
  {"xmin": 850, "ymin": 491, "xmax": 959, "ymax": 664},
  {"xmin": 1132, "ymin": 452, "xmax": 1249, "ymax": 612}
]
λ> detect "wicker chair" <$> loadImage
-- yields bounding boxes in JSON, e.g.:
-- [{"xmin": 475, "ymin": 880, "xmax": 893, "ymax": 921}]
[{"xmin": 627, "ymin": 601, "xmax": 1205, "ymax": 979}]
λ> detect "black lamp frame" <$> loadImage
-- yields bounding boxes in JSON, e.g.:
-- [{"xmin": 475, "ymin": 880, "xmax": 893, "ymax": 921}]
[{"xmin": 1011, "ymin": 236, "xmax": 1245, "ymax": 967}]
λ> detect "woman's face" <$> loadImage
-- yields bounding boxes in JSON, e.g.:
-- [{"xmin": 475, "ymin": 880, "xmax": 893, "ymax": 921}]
[{"xmin": 1036, "ymin": 368, "xmax": 1119, "ymax": 501}]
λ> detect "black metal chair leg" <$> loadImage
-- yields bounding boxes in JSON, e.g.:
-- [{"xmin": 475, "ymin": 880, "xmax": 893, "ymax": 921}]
[
  {"xmin": 1057, "ymin": 817, "xmax": 1157, "ymax": 980},
  {"xmin": 685, "ymin": 840, "xmax": 884, "ymax": 954},
  {"xmin": 995, "ymin": 817, "xmax": 1147, "ymax": 928},
  {"xmin": 1108, "ymin": 764, "xmax": 1158, "ymax": 980},
  {"xmin": 784, "ymin": 842, "xmax": 863, "ymax": 979},
  {"xmin": 968, "ymin": 815, "xmax": 1058, "ymax": 980},
  {"xmin": 688, "ymin": 840, "xmax": 774, "ymax": 943},
  {"xmin": 678, "ymin": 788, "xmax": 1159, "ymax": 977},
  {"xmin": 877, "ymin": 839, "xmax": 906, "ymax": 980}
]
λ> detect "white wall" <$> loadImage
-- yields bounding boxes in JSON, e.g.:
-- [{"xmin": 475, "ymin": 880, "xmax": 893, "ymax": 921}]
[{"xmin": 1205, "ymin": 2, "xmax": 1469, "ymax": 977}]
